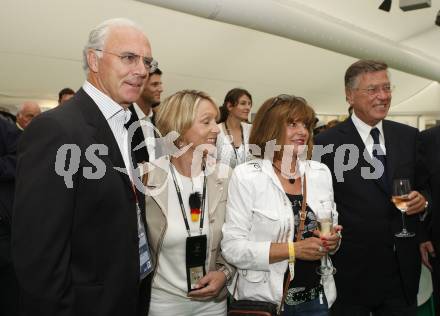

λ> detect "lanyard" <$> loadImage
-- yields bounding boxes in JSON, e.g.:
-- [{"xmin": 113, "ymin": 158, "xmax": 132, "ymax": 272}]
[
  {"xmin": 169, "ymin": 163, "xmax": 207, "ymax": 237},
  {"xmin": 224, "ymin": 121, "xmax": 246, "ymax": 163}
]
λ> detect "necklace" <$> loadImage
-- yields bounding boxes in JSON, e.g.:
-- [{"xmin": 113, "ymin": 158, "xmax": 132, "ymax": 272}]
[
  {"xmin": 272, "ymin": 163, "xmax": 296, "ymax": 184},
  {"xmin": 224, "ymin": 121, "xmax": 246, "ymax": 163}
]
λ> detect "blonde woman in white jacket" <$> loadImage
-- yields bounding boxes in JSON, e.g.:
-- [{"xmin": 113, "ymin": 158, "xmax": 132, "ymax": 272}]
[{"xmin": 222, "ymin": 95, "xmax": 342, "ymax": 316}]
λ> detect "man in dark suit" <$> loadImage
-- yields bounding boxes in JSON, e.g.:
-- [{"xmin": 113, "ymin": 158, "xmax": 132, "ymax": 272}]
[
  {"xmin": 12, "ymin": 18, "xmax": 158, "ymax": 316},
  {"xmin": 315, "ymin": 60, "xmax": 428, "ymax": 316},
  {"xmin": 0, "ymin": 118, "xmax": 21, "ymax": 316},
  {"xmin": 419, "ymin": 125, "xmax": 440, "ymax": 315},
  {"xmin": 127, "ymin": 67, "xmax": 163, "ymax": 164}
]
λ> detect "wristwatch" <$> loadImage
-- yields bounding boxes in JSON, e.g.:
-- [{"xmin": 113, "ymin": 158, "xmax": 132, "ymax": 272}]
[{"xmin": 219, "ymin": 265, "xmax": 233, "ymax": 282}]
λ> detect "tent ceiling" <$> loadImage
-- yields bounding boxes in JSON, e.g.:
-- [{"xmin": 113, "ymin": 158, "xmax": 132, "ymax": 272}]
[{"xmin": 0, "ymin": 0, "xmax": 439, "ymax": 116}]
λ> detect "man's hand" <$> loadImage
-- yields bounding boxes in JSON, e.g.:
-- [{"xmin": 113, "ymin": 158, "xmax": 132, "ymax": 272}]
[
  {"xmin": 406, "ymin": 191, "xmax": 427, "ymax": 215},
  {"xmin": 420, "ymin": 241, "xmax": 436, "ymax": 270}
]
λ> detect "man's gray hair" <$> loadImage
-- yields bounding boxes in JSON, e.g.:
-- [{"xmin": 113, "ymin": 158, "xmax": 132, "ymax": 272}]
[{"xmin": 82, "ymin": 18, "xmax": 144, "ymax": 73}]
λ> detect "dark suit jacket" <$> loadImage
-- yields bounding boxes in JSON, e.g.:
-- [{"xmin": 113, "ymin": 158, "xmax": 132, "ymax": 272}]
[
  {"xmin": 419, "ymin": 126, "xmax": 440, "ymax": 253},
  {"xmin": 12, "ymin": 89, "xmax": 148, "ymax": 316},
  {"xmin": 315, "ymin": 118, "xmax": 422, "ymax": 306},
  {"xmin": 0, "ymin": 119, "xmax": 21, "ymax": 227}
]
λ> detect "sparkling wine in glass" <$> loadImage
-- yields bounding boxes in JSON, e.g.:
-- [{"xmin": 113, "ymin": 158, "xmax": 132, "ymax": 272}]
[
  {"xmin": 392, "ymin": 179, "xmax": 415, "ymax": 238},
  {"xmin": 316, "ymin": 201, "xmax": 336, "ymax": 276}
]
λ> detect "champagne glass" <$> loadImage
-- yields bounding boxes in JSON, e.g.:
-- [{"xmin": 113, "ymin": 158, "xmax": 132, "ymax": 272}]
[
  {"xmin": 392, "ymin": 179, "xmax": 415, "ymax": 238},
  {"xmin": 316, "ymin": 200, "xmax": 336, "ymax": 276}
]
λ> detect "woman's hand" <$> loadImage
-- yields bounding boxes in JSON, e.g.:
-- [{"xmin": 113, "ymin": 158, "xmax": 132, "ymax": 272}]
[
  {"xmin": 294, "ymin": 237, "xmax": 326, "ymax": 261},
  {"xmin": 187, "ymin": 271, "xmax": 226, "ymax": 300},
  {"xmin": 319, "ymin": 225, "xmax": 342, "ymax": 252}
]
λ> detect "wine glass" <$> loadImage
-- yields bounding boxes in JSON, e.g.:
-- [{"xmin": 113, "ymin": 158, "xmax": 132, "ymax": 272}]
[
  {"xmin": 316, "ymin": 200, "xmax": 336, "ymax": 276},
  {"xmin": 392, "ymin": 179, "xmax": 415, "ymax": 238}
]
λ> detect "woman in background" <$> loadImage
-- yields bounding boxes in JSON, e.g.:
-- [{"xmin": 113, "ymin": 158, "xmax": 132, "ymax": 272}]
[
  {"xmin": 145, "ymin": 90, "xmax": 234, "ymax": 316},
  {"xmin": 216, "ymin": 88, "xmax": 252, "ymax": 168},
  {"xmin": 222, "ymin": 95, "xmax": 342, "ymax": 316}
]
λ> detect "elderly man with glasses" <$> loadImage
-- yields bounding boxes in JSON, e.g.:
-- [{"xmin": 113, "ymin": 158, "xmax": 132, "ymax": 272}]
[
  {"xmin": 315, "ymin": 60, "xmax": 428, "ymax": 316},
  {"xmin": 12, "ymin": 18, "xmax": 157, "ymax": 316}
]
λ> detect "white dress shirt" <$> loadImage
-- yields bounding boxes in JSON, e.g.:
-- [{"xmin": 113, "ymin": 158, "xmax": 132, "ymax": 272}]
[
  {"xmin": 83, "ymin": 81, "xmax": 133, "ymax": 180},
  {"xmin": 133, "ymin": 103, "xmax": 156, "ymax": 161},
  {"xmin": 351, "ymin": 111, "xmax": 386, "ymax": 158},
  {"xmin": 216, "ymin": 122, "xmax": 252, "ymax": 168}
]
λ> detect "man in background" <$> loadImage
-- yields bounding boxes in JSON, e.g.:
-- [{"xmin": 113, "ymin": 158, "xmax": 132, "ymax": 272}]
[
  {"xmin": 128, "ymin": 67, "xmax": 163, "ymax": 163},
  {"xmin": 15, "ymin": 101, "xmax": 41, "ymax": 130},
  {"xmin": 419, "ymin": 125, "xmax": 440, "ymax": 315},
  {"xmin": 58, "ymin": 87, "xmax": 75, "ymax": 105}
]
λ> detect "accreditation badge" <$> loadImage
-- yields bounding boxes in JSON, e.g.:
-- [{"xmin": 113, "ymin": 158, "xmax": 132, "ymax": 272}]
[{"xmin": 185, "ymin": 234, "xmax": 207, "ymax": 292}]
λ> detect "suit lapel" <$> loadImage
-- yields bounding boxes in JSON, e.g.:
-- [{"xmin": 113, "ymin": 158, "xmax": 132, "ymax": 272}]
[
  {"xmin": 207, "ymin": 170, "xmax": 225, "ymax": 217},
  {"xmin": 340, "ymin": 118, "xmax": 389, "ymax": 194},
  {"xmin": 76, "ymin": 88, "xmax": 132, "ymax": 189},
  {"xmin": 339, "ymin": 118, "xmax": 367, "ymax": 155},
  {"xmin": 383, "ymin": 120, "xmax": 399, "ymax": 189},
  {"xmin": 146, "ymin": 158, "xmax": 170, "ymax": 217}
]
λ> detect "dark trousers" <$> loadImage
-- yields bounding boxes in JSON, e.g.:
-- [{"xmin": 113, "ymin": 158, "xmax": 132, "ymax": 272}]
[
  {"xmin": 432, "ymin": 256, "xmax": 440, "ymax": 316},
  {"xmin": 139, "ymin": 271, "xmax": 153, "ymax": 315},
  {"xmin": 0, "ymin": 232, "xmax": 19, "ymax": 316},
  {"xmin": 330, "ymin": 296, "xmax": 417, "ymax": 316}
]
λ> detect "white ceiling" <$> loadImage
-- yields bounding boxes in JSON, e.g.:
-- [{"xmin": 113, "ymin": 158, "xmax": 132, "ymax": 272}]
[{"xmin": 1, "ymin": 0, "xmax": 439, "ymax": 116}]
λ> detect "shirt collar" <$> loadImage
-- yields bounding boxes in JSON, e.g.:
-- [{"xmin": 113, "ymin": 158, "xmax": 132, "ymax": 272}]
[
  {"xmin": 82, "ymin": 81, "xmax": 131, "ymax": 123},
  {"xmin": 133, "ymin": 103, "xmax": 152, "ymax": 120},
  {"xmin": 351, "ymin": 111, "xmax": 384, "ymax": 143}
]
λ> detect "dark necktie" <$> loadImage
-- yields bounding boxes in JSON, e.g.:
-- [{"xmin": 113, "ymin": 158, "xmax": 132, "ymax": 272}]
[{"xmin": 370, "ymin": 128, "xmax": 388, "ymax": 193}]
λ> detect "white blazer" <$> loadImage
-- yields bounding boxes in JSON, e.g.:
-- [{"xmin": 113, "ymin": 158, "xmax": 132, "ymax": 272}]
[
  {"xmin": 216, "ymin": 122, "xmax": 252, "ymax": 168},
  {"xmin": 221, "ymin": 158, "xmax": 338, "ymax": 307}
]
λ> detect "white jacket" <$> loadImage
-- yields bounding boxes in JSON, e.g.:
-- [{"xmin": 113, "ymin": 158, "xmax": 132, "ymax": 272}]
[
  {"xmin": 221, "ymin": 158, "xmax": 338, "ymax": 307},
  {"xmin": 216, "ymin": 122, "xmax": 252, "ymax": 168}
]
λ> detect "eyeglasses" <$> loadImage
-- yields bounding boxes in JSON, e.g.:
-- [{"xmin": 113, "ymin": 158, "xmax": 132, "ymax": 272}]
[
  {"xmin": 356, "ymin": 84, "xmax": 394, "ymax": 96},
  {"xmin": 95, "ymin": 49, "xmax": 158, "ymax": 73},
  {"xmin": 267, "ymin": 94, "xmax": 307, "ymax": 112}
]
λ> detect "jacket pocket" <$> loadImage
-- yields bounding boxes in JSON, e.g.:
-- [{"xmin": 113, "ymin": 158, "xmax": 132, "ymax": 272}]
[
  {"xmin": 250, "ymin": 208, "xmax": 281, "ymax": 242},
  {"xmin": 240, "ymin": 269, "xmax": 267, "ymax": 283},
  {"xmin": 251, "ymin": 208, "xmax": 279, "ymax": 221}
]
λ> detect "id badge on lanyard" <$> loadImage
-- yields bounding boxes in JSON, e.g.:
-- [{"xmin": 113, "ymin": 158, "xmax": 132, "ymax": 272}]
[
  {"xmin": 169, "ymin": 163, "xmax": 208, "ymax": 292},
  {"xmin": 186, "ymin": 234, "xmax": 207, "ymax": 292},
  {"xmin": 137, "ymin": 203, "xmax": 153, "ymax": 280}
]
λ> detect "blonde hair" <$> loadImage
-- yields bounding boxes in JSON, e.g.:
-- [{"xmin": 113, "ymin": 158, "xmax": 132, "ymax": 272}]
[
  {"xmin": 155, "ymin": 90, "xmax": 218, "ymax": 145},
  {"xmin": 250, "ymin": 95, "xmax": 316, "ymax": 160}
]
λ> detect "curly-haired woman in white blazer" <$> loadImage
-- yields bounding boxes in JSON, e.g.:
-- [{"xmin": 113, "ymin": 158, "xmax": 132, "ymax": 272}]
[{"xmin": 222, "ymin": 95, "xmax": 342, "ymax": 316}]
